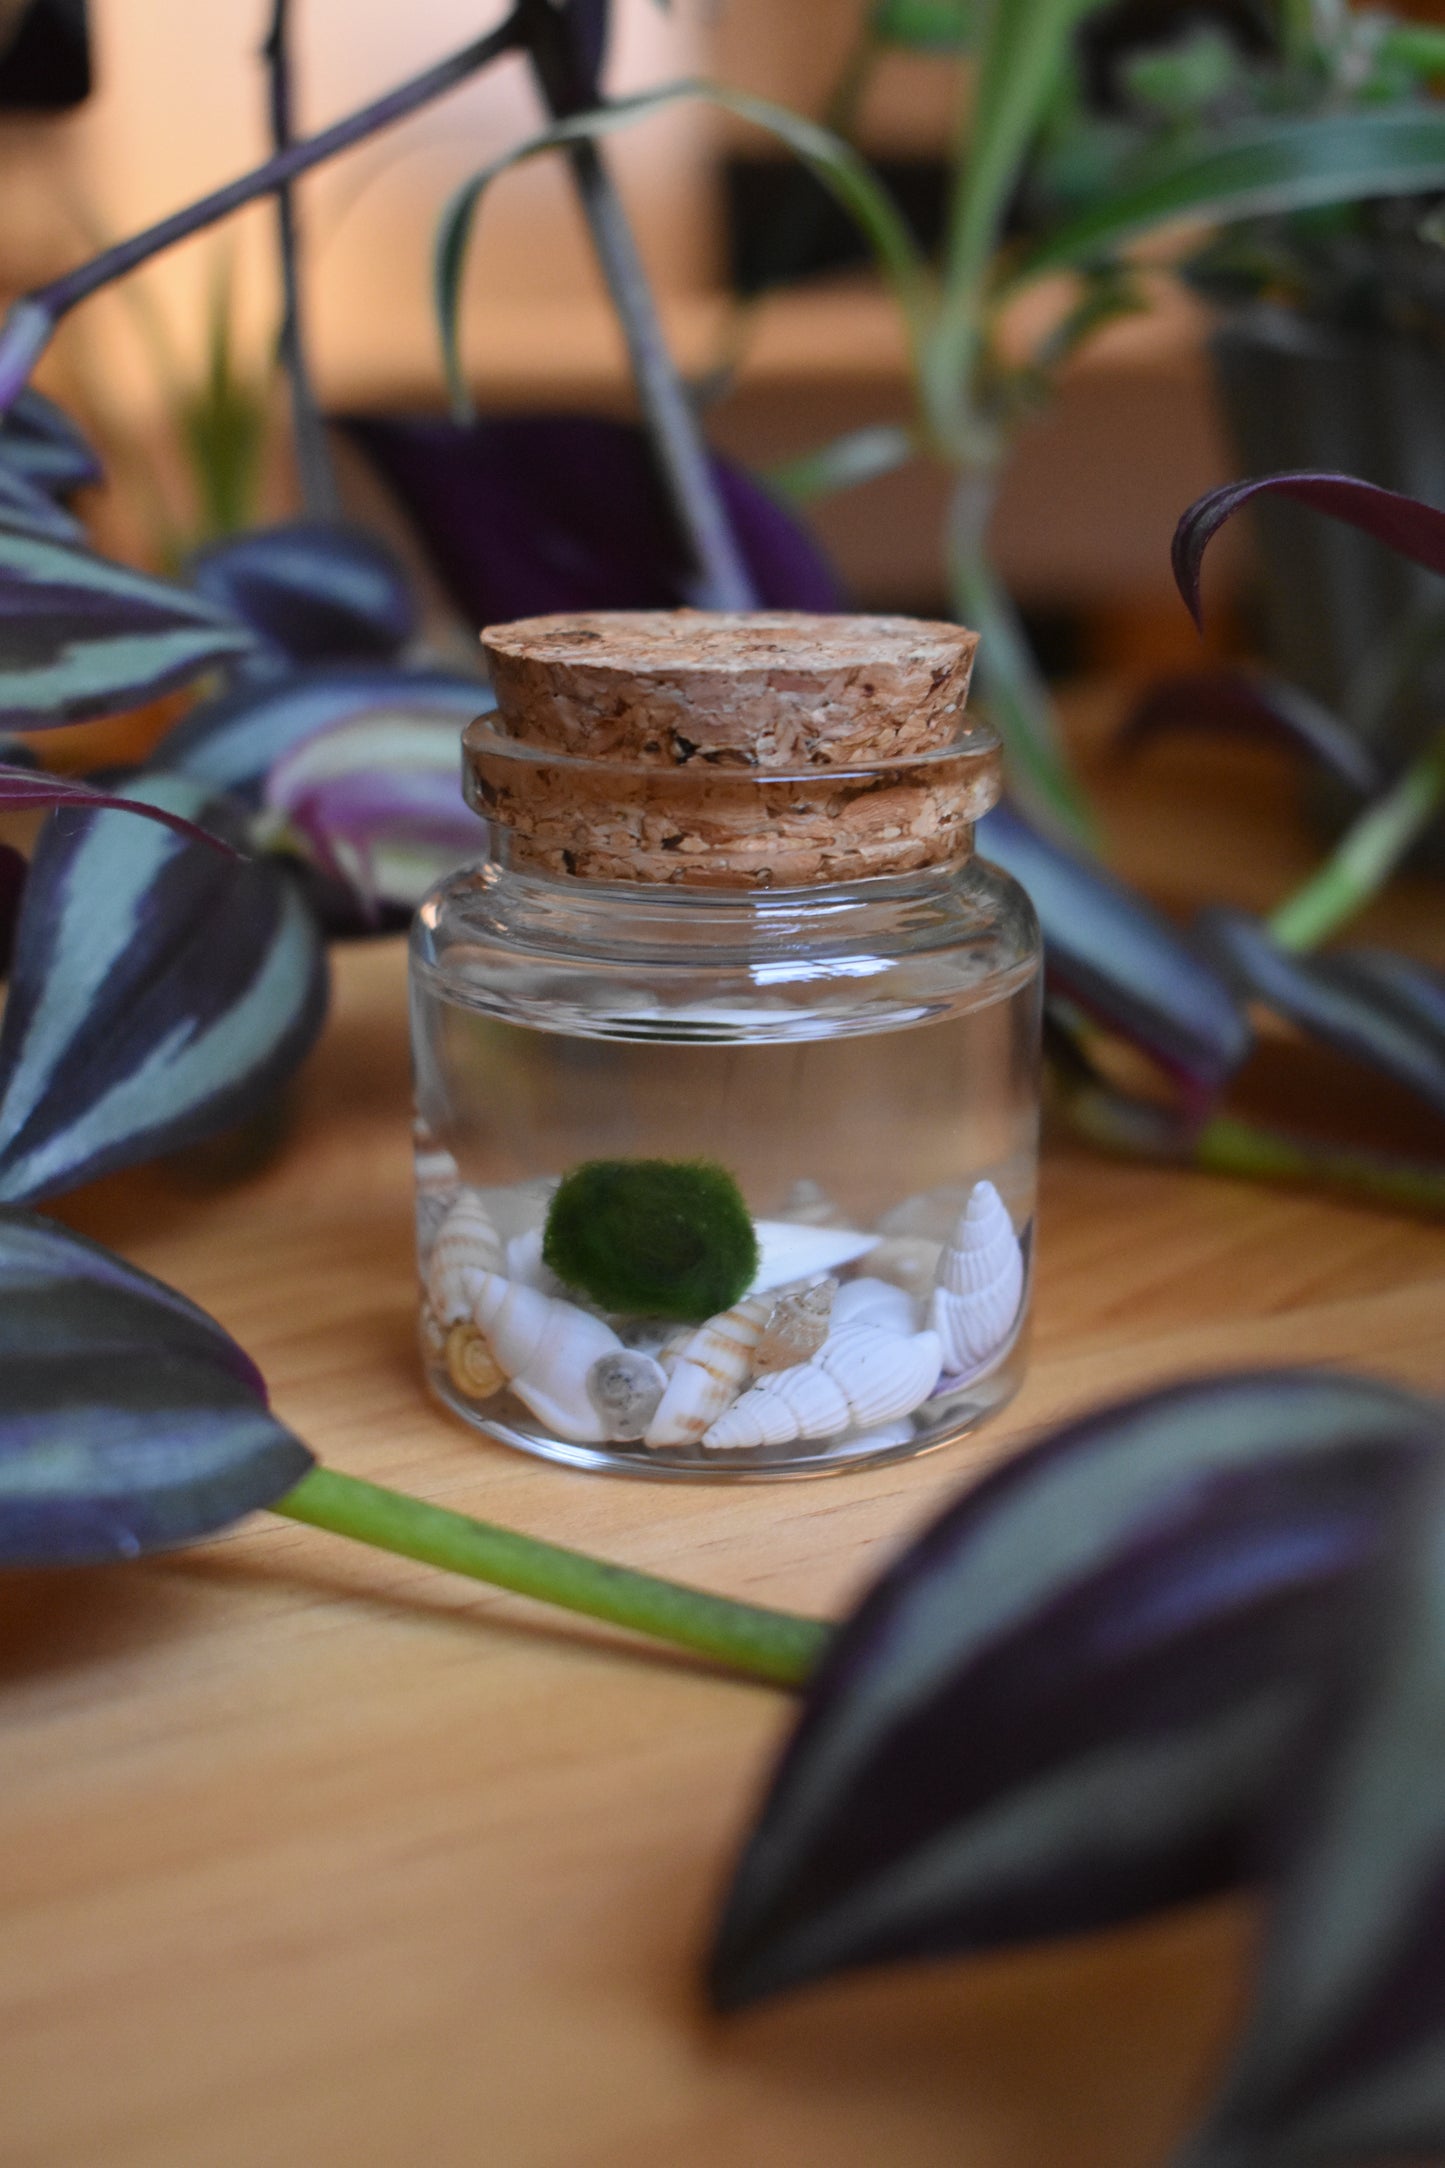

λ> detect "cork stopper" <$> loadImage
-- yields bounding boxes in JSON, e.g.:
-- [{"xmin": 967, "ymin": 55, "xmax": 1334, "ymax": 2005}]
[{"xmin": 468, "ymin": 610, "xmax": 997, "ymax": 888}]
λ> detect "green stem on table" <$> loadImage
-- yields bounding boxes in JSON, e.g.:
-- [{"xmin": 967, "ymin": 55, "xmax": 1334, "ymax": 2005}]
[
  {"xmin": 1193, "ymin": 1115, "xmax": 1445, "ymax": 1217},
  {"xmin": 946, "ymin": 467, "xmax": 1100, "ymax": 848},
  {"xmin": 1267, "ymin": 731, "xmax": 1445, "ymax": 953},
  {"xmin": 272, "ymin": 1466, "xmax": 829, "ymax": 1689}
]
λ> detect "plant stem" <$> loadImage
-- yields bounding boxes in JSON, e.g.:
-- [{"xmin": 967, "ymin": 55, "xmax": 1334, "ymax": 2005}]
[
  {"xmin": 264, "ymin": 0, "xmax": 340, "ymax": 521},
  {"xmin": 0, "ymin": 13, "xmax": 524, "ymax": 411},
  {"xmin": 1268, "ymin": 731, "xmax": 1445, "ymax": 952},
  {"xmin": 516, "ymin": 0, "xmax": 755, "ymax": 611},
  {"xmin": 272, "ymin": 1465, "xmax": 829, "ymax": 1688},
  {"xmin": 1193, "ymin": 1115, "xmax": 1445, "ymax": 1217}
]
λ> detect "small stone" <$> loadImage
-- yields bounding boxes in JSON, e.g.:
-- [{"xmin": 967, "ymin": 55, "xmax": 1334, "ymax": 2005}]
[
  {"xmin": 586, "ymin": 1349, "xmax": 668, "ymax": 1441},
  {"xmin": 754, "ymin": 1279, "xmax": 836, "ymax": 1374}
]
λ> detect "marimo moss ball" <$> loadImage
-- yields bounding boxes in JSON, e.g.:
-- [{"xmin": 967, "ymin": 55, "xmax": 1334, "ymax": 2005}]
[{"xmin": 543, "ymin": 1157, "xmax": 759, "ymax": 1323}]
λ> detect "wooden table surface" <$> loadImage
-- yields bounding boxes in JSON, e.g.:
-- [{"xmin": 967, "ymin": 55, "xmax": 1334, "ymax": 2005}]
[{"xmin": 2, "ymin": 720, "xmax": 1442, "ymax": 2168}]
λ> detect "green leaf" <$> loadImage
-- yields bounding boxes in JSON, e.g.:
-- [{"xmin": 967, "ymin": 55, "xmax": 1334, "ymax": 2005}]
[
  {"xmin": 768, "ymin": 423, "xmax": 915, "ymax": 503},
  {"xmin": 869, "ymin": 0, "xmax": 976, "ymax": 51},
  {"xmin": 434, "ymin": 80, "xmax": 932, "ymax": 419},
  {"xmin": 1018, "ymin": 108, "xmax": 1445, "ymax": 283}
]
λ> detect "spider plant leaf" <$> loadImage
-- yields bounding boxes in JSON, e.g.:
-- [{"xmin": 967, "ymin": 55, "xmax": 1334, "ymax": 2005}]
[
  {"xmin": 1119, "ymin": 670, "xmax": 1383, "ymax": 797},
  {"xmin": 710, "ymin": 1370, "xmax": 1439, "ymax": 2012},
  {"xmin": 0, "ymin": 773, "xmax": 328, "ymax": 1204},
  {"xmin": 186, "ymin": 521, "xmax": 418, "ymax": 666},
  {"xmin": 0, "ymin": 528, "xmax": 256, "ymax": 726},
  {"xmin": 152, "ymin": 663, "xmax": 490, "ymax": 801},
  {"xmin": 870, "ymin": 0, "xmax": 975, "ymax": 51},
  {"xmin": 0, "ymin": 1205, "xmax": 311, "ymax": 1564},
  {"xmin": 981, "ymin": 800, "xmax": 1250, "ymax": 1096},
  {"xmin": 1195, "ymin": 910, "xmax": 1445, "ymax": 1124}
]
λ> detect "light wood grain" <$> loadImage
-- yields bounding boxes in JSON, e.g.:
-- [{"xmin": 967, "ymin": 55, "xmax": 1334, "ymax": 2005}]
[{"xmin": 1, "ymin": 721, "xmax": 1442, "ymax": 2168}]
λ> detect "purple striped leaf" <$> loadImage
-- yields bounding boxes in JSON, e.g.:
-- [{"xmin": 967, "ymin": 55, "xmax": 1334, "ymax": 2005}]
[
  {"xmin": 1196, "ymin": 910, "xmax": 1445, "ymax": 1123},
  {"xmin": 338, "ymin": 412, "xmax": 843, "ymax": 626},
  {"xmin": 1119, "ymin": 669, "xmax": 1383, "ymax": 797},
  {"xmin": 980, "ymin": 801, "xmax": 1250, "ymax": 1100},
  {"xmin": 186, "ymin": 521, "xmax": 418, "ymax": 666},
  {"xmin": 0, "ymin": 772, "xmax": 328, "ymax": 1203},
  {"xmin": 710, "ymin": 1371, "xmax": 1438, "ymax": 2011},
  {"xmin": 0, "ymin": 459, "xmax": 87, "ymax": 543},
  {"xmin": 0, "ymin": 841, "xmax": 23, "ymax": 975},
  {"xmin": 0, "ymin": 1206, "xmax": 311, "ymax": 1564},
  {"xmin": 1185, "ymin": 1453, "xmax": 1445, "ymax": 2168},
  {"xmin": 153, "ymin": 663, "xmax": 490, "ymax": 802},
  {"xmin": 0, "ymin": 388, "xmax": 103, "ymax": 498},
  {"xmin": 1175, "ymin": 472, "xmax": 1445, "ymax": 629},
  {"xmin": 0, "ymin": 527, "xmax": 257, "ymax": 726},
  {"xmin": 0, "ymin": 762, "xmax": 239, "ymax": 853}
]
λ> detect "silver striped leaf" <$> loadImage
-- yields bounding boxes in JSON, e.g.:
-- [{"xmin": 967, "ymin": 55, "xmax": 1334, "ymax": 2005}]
[{"xmin": 0, "ymin": 772, "xmax": 328, "ymax": 1203}]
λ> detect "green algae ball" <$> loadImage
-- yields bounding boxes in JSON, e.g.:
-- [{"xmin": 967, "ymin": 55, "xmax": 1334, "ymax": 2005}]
[{"xmin": 542, "ymin": 1157, "xmax": 759, "ymax": 1323}]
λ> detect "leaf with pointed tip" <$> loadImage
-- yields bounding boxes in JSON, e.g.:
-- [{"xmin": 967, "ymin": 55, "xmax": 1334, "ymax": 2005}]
[
  {"xmin": 263, "ymin": 711, "xmax": 482, "ymax": 911},
  {"xmin": 0, "ymin": 528, "xmax": 257, "ymax": 726},
  {"xmin": 1119, "ymin": 670, "xmax": 1382, "ymax": 797},
  {"xmin": 340, "ymin": 412, "xmax": 843, "ymax": 625},
  {"xmin": 186, "ymin": 521, "xmax": 418, "ymax": 666},
  {"xmin": 980, "ymin": 800, "xmax": 1250, "ymax": 1098},
  {"xmin": 1195, "ymin": 910, "xmax": 1445, "ymax": 1124},
  {"xmin": 0, "ymin": 1206, "xmax": 311, "ymax": 1565},
  {"xmin": 151, "ymin": 663, "xmax": 490, "ymax": 803},
  {"xmin": 0, "ymin": 388, "xmax": 102, "ymax": 498},
  {"xmin": 0, "ymin": 772, "xmax": 328, "ymax": 1203},
  {"xmin": 0, "ymin": 762, "xmax": 240, "ymax": 852},
  {"xmin": 0, "ymin": 460, "xmax": 87, "ymax": 543},
  {"xmin": 0, "ymin": 842, "xmax": 23, "ymax": 976},
  {"xmin": 710, "ymin": 1371, "xmax": 1439, "ymax": 2012},
  {"xmin": 1174, "ymin": 472, "xmax": 1445, "ymax": 630},
  {"xmin": 1183, "ymin": 1450, "xmax": 1445, "ymax": 2168}
]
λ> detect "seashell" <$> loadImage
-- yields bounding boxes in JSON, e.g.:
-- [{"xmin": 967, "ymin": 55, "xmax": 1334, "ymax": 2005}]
[
  {"xmin": 703, "ymin": 1322, "xmax": 942, "ymax": 1449},
  {"xmin": 859, "ymin": 1235, "xmax": 943, "ymax": 1299},
  {"xmin": 426, "ymin": 1193, "xmax": 505, "ymax": 1322},
  {"xmin": 643, "ymin": 1296, "xmax": 772, "ymax": 1448},
  {"xmin": 928, "ymin": 1180, "xmax": 1025, "ymax": 1375},
  {"xmin": 419, "ymin": 1305, "xmax": 448, "ymax": 1362},
  {"xmin": 845, "ymin": 1418, "xmax": 917, "ymax": 1456},
  {"xmin": 444, "ymin": 1322, "xmax": 506, "ymax": 1402},
  {"xmin": 748, "ymin": 1220, "xmax": 877, "ymax": 1296},
  {"xmin": 832, "ymin": 1275, "xmax": 919, "ymax": 1336},
  {"xmin": 776, "ymin": 1178, "xmax": 846, "ymax": 1227},
  {"xmin": 504, "ymin": 1225, "xmax": 569, "ymax": 1298},
  {"xmin": 754, "ymin": 1279, "xmax": 836, "ymax": 1373},
  {"xmin": 469, "ymin": 1272, "xmax": 621, "ymax": 1442},
  {"xmin": 586, "ymin": 1349, "xmax": 667, "ymax": 1441}
]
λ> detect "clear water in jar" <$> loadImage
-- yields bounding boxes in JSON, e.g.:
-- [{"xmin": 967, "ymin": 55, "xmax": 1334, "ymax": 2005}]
[{"xmin": 411, "ymin": 949, "xmax": 1040, "ymax": 1479}]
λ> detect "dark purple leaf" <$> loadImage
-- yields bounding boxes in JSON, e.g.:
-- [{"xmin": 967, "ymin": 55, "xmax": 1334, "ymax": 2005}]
[
  {"xmin": 1184, "ymin": 1453, "xmax": 1445, "ymax": 2168},
  {"xmin": 0, "ymin": 841, "xmax": 24, "ymax": 975},
  {"xmin": 0, "ymin": 526, "xmax": 257, "ymax": 726},
  {"xmin": 0, "ymin": 458, "xmax": 87, "ymax": 543},
  {"xmin": 1120, "ymin": 668, "xmax": 1383, "ymax": 797},
  {"xmin": 186, "ymin": 520, "xmax": 417, "ymax": 665},
  {"xmin": 1175, "ymin": 471, "xmax": 1445, "ymax": 629},
  {"xmin": 1196, "ymin": 910, "xmax": 1445, "ymax": 1124},
  {"xmin": 153, "ymin": 663, "xmax": 489, "ymax": 802},
  {"xmin": 0, "ymin": 1206, "xmax": 311, "ymax": 1564},
  {"xmin": 0, "ymin": 388, "xmax": 103, "ymax": 498},
  {"xmin": 0, "ymin": 761, "xmax": 240, "ymax": 853},
  {"xmin": 981, "ymin": 800, "xmax": 1251, "ymax": 1101},
  {"xmin": 710, "ymin": 1370, "xmax": 1439, "ymax": 2012},
  {"xmin": 337, "ymin": 412, "xmax": 843, "ymax": 627},
  {"xmin": 0, "ymin": 773, "xmax": 328, "ymax": 1203}
]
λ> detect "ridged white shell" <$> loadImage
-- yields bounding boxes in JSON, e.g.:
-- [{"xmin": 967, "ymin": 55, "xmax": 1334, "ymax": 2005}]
[
  {"xmin": 504, "ymin": 1225, "xmax": 569, "ymax": 1298},
  {"xmin": 469, "ymin": 1272, "xmax": 621, "ymax": 1442},
  {"xmin": 702, "ymin": 1322, "xmax": 942, "ymax": 1449},
  {"xmin": 643, "ymin": 1296, "xmax": 771, "ymax": 1447},
  {"xmin": 747, "ymin": 1221, "xmax": 877, "ymax": 1296},
  {"xmin": 832, "ymin": 1275, "xmax": 919, "ymax": 1336},
  {"xmin": 426, "ymin": 1194, "xmax": 505, "ymax": 1322},
  {"xmin": 928, "ymin": 1180, "xmax": 1024, "ymax": 1374}
]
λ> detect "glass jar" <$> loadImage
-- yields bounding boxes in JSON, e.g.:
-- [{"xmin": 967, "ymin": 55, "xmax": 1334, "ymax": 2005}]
[{"xmin": 410, "ymin": 613, "xmax": 1042, "ymax": 1480}]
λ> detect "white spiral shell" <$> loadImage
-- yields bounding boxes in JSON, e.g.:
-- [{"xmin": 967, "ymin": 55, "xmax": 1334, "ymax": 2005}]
[
  {"xmin": 426, "ymin": 1193, "xmax": 505, "ymax": 1323},
  {"xmin": 927, "ymin": 1180, "xmax": 1025, "ymax": 1375},
  {"xmin": 831, "ymin": 1275, "xmax": 919, "ymax": 1336},
  {"xmin": 643, "ymin": 1297, "xmax": 772, "ymax": 1447},
  {"xmin": 469, "ymin": 1272, "xmax": 621, "ymax": 1442},
  {"xmin": 702, "ymin": 1322, "xmax": 942, "ymax": 1450},
  {"xmin": 747, "ymin": 1221, "xmax": 877, "ymax": 1296}
]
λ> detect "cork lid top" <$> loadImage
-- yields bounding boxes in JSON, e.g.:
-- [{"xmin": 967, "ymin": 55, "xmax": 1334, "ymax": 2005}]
[{"xmin": 482, "ymin": 609, "xmax": 980, "ymax": 769}]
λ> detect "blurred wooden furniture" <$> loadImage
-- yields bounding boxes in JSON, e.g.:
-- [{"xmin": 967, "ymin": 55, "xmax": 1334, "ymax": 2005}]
[{"xmin": 1, "ymin": 708, "xmax": 1441, "ymax": 2168}]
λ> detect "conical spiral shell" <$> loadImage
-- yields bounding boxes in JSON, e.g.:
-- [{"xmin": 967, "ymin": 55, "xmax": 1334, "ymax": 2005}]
[
  {"xmin": 643, "ymin": 1296, "xmax": 771, "ymax": 1447},
  {"xmin": 702, "ymin": 1322, "xmax": 942, "ymax": 1450},
  {"xmin": 426, "ymin": 1193, "xmax": 505, "ymax": 1322},
  {"xmin": 928, "ymin": 1180, "xmax": 1024, "ymax": 1374},
  {"xmin": 469, "ymin": 1272, "xmax": 621, "ymax": 1442}
]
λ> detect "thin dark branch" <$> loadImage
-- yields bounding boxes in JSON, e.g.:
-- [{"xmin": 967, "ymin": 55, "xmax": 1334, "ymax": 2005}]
[
  {"xmin": 0, "ymin": 12, "xmax": 524, "ymax": 411},
  {"xmin": 517, "ymin": 0, "xmax": 755, "ymax": 611},
  {"xmin": 264, "ymin": 0, "xmax": 340, "ymax": 518}
]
